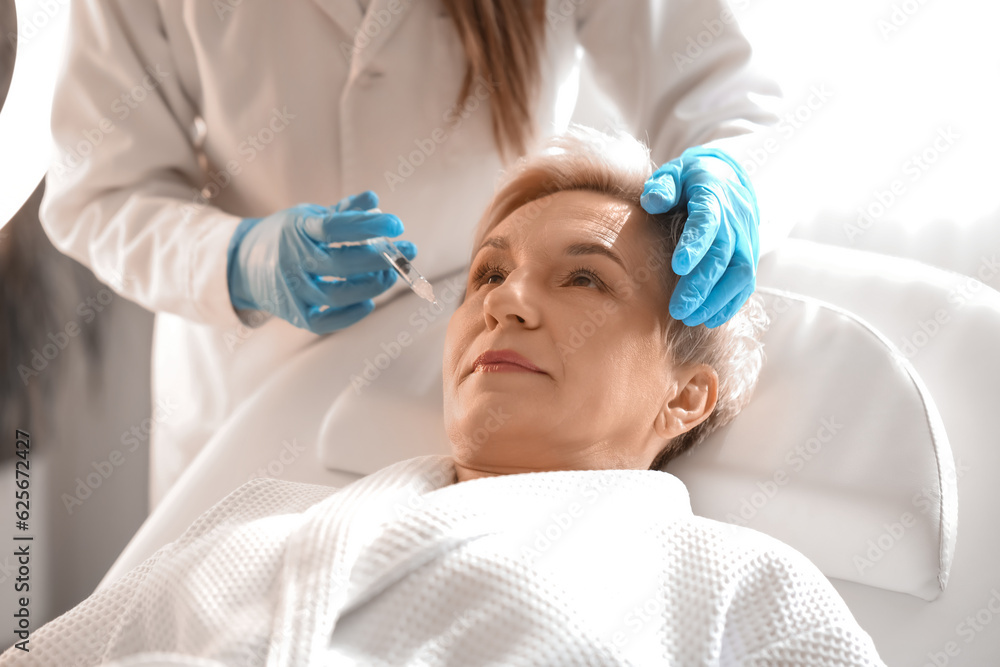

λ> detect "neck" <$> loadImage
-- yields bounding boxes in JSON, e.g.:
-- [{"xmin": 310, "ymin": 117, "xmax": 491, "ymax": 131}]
[{"xmin": 452, "ymin": 461, "xmax": 507, "ymax": 483}]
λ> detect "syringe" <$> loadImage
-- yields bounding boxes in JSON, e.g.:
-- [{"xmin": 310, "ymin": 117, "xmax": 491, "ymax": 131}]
[{"xmin": 366, "ymin": 235, "xmax": 438, "ymax": 306}]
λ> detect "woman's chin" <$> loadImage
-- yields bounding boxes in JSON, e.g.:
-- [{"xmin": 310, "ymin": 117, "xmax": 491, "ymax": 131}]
[
  {"xmin": 449, "ymin": 399, "xmax": 555, "ymax": 441},
  {"xmin": 456, "ymin": 375, "xmax": 556, "ymax": 411},
  {"xmin": 464, "ymin": 369, "xmax": 552, "ymax": 388}
]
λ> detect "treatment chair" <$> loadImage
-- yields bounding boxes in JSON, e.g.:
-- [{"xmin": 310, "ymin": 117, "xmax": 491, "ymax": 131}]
[{"xmin": 101, "ymin": 222, "xmax": 1000, "ymax": 666}]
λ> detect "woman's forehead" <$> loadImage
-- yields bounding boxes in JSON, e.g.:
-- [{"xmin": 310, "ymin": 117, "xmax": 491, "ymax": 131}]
[{"xmin": 481, "ymin": 190, "xmax": 651, "ymax": 260}]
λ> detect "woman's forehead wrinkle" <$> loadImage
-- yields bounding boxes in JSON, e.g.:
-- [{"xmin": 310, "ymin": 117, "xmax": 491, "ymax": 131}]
[{"xmin": 556, "ymin": 202, "xmax": 633, "ymax": 249}]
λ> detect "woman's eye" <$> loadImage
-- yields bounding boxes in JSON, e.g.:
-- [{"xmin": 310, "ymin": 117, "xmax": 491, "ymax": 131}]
[
  {"xmin": 567, "ymin": 269, "xmax": 602, "ymax": 290},
  {"xmin": 472, "ymin": 261, "xmax": 506, "ymax": 288}
]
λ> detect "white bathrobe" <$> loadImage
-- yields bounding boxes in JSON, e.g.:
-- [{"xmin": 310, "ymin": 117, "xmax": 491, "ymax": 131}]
[{"xmin": 1, "ymin": 457, "xmax": 884, "ymax": 666}]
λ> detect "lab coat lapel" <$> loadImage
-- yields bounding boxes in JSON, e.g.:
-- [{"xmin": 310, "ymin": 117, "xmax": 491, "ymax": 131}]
[
  {"xmin": 310, "ymin": 0, "xmax": 364, "ymax": 38},
  {"xmin": 347, "ymin": 0, "xmax": 415, "ymax": 75}
]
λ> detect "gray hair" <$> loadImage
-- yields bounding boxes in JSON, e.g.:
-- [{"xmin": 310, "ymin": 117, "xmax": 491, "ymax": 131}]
[{"xmin": 473, "ymin": 125, "xmax": 768, "ymax": 467}]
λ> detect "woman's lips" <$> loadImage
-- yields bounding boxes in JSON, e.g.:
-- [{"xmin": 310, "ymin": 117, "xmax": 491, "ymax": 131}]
[{"xmin": 473, "ymin": 349, "xmax": 545, "ymax": 374}]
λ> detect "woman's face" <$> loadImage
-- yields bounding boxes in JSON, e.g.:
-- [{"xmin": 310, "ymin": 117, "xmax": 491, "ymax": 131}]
[{"xmin": 444, "ymin": 189, "xmax": 702, "ymax": 480}]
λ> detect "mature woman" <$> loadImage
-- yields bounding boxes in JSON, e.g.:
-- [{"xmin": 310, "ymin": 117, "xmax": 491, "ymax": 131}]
[{"xmin": 5, "ymin": 130, "xmax": 883, "ymax": 666}]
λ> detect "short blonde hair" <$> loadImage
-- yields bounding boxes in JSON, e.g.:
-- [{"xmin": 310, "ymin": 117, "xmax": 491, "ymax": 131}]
[{"xmin": 472, "ymin": 126, "xmax": 768, "ymax": 467}]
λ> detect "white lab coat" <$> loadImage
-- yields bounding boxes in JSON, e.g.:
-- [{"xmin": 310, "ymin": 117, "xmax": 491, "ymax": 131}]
[{"xmin": 40, "ymin": 0, "xmax": 778, "ymax": 505}]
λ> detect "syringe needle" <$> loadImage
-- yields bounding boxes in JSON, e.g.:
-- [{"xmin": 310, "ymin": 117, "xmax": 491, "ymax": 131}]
[{"xmin": 367, "ymin": 236, "xmax": 438, "ymax": 306}]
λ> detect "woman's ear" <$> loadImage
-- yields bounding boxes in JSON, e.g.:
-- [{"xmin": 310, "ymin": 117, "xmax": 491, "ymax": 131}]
[{"xmin": 653, "ymin": 363, "xmax": 719, "ymax": 440}]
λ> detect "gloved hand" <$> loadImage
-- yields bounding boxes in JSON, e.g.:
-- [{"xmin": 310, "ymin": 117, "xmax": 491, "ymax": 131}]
[
  {"xmin": 226, "ymin": 190, "xmax": 416, "ymax": 335},
  {"xmin": 641, "ymin": 146, "xmax": 759, "ymax": 328}
]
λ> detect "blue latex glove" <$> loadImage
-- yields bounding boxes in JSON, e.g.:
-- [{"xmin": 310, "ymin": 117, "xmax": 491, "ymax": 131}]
[
  {"xmin": 641, "ymin": 146, "xmax": 760, "ymax": 328},
  {"xmin": 226, "ymin": 190, "xmax": 417, "ymax": 335}
]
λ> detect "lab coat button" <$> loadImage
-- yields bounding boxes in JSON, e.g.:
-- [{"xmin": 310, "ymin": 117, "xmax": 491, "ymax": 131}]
[{"xmin": 358, "ymin": 70, "xmax": 384, "ymax": 87}]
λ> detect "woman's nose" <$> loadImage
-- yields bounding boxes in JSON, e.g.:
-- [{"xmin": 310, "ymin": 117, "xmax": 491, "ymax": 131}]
[{"xmin": 482, "ymin": 270, "xmax": 541, "ymax": 330}]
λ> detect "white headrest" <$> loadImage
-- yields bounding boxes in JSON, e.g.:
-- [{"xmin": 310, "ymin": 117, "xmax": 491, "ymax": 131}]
[{"xmin": 666, "ymin": 288, "xmax": 956, "ymax": 601}]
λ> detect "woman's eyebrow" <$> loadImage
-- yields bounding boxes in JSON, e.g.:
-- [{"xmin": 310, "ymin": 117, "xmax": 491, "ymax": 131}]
[
  {"xmin": 475, "ymin": 235, "xmax": 626, "ymax": 271},
  {"xmin": 477, "ymin": 235, "xmax": 509, "ymax": 253},
  {"xmin": 564, "ymin": 242, "xmax": 626, "ymax": 271}
]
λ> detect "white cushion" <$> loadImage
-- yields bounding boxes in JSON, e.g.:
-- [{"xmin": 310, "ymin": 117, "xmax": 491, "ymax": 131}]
[
  {"xmin": 765, "ymin": 237, "xmax": 1000, "ymax": 664},
  {"xmin": 665, "ymin": 287, "xmax": 956, "ymax": 601}
]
